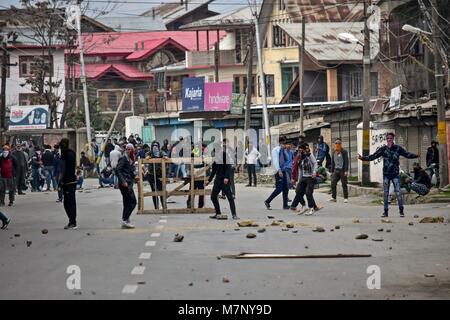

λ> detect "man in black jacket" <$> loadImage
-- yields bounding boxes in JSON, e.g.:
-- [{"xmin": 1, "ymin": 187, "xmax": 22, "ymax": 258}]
[
  {"xmin": 426, "ymin": 141, "xmax": 439, "ymax": 187},
  {"xmin": 206, "ymin": 139, "xmax": 239, "ymax": 220},
  {"xmin": 59, "ymin": 138, "xmax": 78, "ymax": 230},
  {"xmin": 329, "ymin": 138, "xmax": 349, "ymax": 203},
  {"xmin": 12, "ymin": 144, "xmax": 28, "ymax": 194},
  {"xmin": 408, "ymin": 162, "xmax": 432, "ymax": 196},
  {"xmin": 116, "ymin": 144, "xmax": 137, "ymax": 229}
]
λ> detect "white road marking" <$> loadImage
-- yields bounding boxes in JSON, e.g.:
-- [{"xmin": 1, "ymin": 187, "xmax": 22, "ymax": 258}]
[
  {"xmin": 122, "ymin": 285, "xmax": 138, "ymax": 294},
  {"xmin": 151, "ymin": 233, "xmax": 161, "ymax": 237},
  {"xmin": 131, "ymin": 266, "xmax": 146, "ymax": 275},
  {"xmin": 155, "ymin": 225, "xmax": 164, "ymax": 230},
  {"xmin": 159, "ymin": 219, "xmax": 167, "ymax": 223},
  {"xmin": 160, "ymin": 216, "xmax": 168, "ymax": 219},
  {"xmin": 145, "ymin": 240, "xmax": 156, "ymax": 246},
  {"xmin": 139, "ymin": 252, "xmax": 152, "ymax": 259}
]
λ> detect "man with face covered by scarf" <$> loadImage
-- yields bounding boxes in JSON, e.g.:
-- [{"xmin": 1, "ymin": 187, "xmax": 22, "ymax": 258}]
[
  {"xmin": 59, "ymin": 138, "xmax": 78, "ymax": 229},
  {"xmin": 144, "ymin": 141, "xmax": 166, "ymax": 209},
  {"xmin": 0, "ymin": 145, "xmax": 18, "ymax": 206},
  {"xmin": 116, "ymin": 143, "xmax": 137, "ymax": 228}
]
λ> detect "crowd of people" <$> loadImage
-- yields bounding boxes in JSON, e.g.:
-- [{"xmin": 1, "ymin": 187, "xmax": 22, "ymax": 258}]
[{"xmin": 0, "ymin": 132, "xmax": 442, "ymax": 231}]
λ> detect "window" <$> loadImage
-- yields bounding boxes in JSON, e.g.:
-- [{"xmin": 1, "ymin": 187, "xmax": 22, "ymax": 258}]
[
  {"xmin": 279, "ymin": 0, "xmax": 286, "ymax": 11},
  {"xmin": 19, "ymin": 55, "xmax": 53, "ymax": 78},
  {"xmin": 259, "ymin": 74, "xmax": 275, "ymax": 97},
  {"xmin": 233, "ymin": 75, "xmax": 256, "ymax": 96},
  {"xmin": 349, "ymin": 72, "xmax": 362, "ymax": 98},
  {"xmin": 19, "ymin": 93, "xmax": 40, "ymax": 105},
  {"xmin": 272, "ymin": 25, "xmax": 286, "ymax": 48},
  {"xmin": 371, "ymin": 72, "xmax": 379, "ymax": 97},
  {"xmin": 97, "ymin": 89, "xmax": 133, "ymax": 113}
]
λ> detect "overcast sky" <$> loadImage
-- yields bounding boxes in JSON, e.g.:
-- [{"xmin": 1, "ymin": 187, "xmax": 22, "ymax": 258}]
[{"xmin": 0, "ymin": 0, "xmax": 250, "ymax": 18}]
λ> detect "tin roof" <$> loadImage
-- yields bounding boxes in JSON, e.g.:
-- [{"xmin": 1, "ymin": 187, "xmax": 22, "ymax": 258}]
[
  {"xmin": 285, "ymin": 0, "xmax": 368, "ymax": 22},
  {"xmin": 180, "ymin": 6, "xmax": 256, "ymax": 30},
  {"xmin": 278, "ymin": 22, "xmax": 380, "ymax": 62}
]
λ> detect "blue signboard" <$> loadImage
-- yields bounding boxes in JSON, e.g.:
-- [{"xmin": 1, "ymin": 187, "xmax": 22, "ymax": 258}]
[
  {"xmin": 182, "ymin": 77, "xmax": 204, "ymax": 112},
  {"xmin": 9, "ymin": 105, "xmax": 49, "ymax": 130}
]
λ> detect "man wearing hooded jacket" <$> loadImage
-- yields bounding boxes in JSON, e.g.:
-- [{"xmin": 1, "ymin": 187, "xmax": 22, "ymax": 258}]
[
  {"xmin": 59, "ymin": 138, "xmax": 78, "ymax": 229},
  {"xmin": 116, "ymin": 144, "xmax": 137, "ymax": 229}
]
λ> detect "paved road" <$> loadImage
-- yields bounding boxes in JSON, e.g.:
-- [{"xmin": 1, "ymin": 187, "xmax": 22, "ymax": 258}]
[{"xmin": 1, "ymin": 179, "xmax": 449, "ymax": 299}]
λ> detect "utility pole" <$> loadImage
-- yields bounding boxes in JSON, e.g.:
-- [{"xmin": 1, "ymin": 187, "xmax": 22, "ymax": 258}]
[
  {"xmin": 244, "ymin": 29, "xmax": 254, "ymax": 135},
  {"xmin": 214, "ymin": 38, "xmax": 220, "ymax": 82},
  {"xmin": 1, "ymin": 41, "xmax": 7, "ymax": 142},
  {"xmin": 253, "ymin": 1, "xmax": 271, "ymax": 160},
  {"xmin": 299, "ymin": 19, "xmax": 305, "ymax": 136},
  {"xmin": 361, "ymin": 0, "xmax": 371, "ymax": 186},
  {"xmin": 430, "ymin": 0, "xmax": 448, "ymax": 187}
]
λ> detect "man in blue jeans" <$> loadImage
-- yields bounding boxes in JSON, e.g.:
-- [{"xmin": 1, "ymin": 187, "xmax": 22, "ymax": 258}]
[
  {"xmin": 264, "ymin": 136, "xmax": 290, "ymax": 210},
  {"xmin": 358, "ymin": 132, "xmax": 418, "ymax": 217}
]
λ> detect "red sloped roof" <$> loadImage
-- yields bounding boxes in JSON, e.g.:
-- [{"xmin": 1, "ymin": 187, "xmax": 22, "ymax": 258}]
[
  {"xmin": 79, "ymin": 30, "xmax": 226, "ymax": 56},
  {"xmin": 68, "ymin": 63, "xmax": 153, "ymax": 81},
  {"xmin": 125, "ymin": 37, "xmax": 189, "ymax": 62}
]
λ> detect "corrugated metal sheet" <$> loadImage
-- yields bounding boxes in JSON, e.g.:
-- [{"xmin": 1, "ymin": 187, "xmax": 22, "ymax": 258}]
[
  {"xmin": 96, "ymin": 16, "xmax": 166, "ymax": 32},
  {"xmin": 285, "ymin": 0, "xmax": 367, "ymax": 23},
  {"xmin": 278, "ymin": 22, "xmax": 381, "ymax": 62},
  {"xmin": 181, "ymin": 6, "xmax": 255, "ymax": 30}
]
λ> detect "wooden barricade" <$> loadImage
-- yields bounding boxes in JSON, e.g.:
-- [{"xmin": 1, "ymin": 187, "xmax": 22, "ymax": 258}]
[{"xmin": 137, "ymin": 157, "xmax": 215, "ymax": 214}]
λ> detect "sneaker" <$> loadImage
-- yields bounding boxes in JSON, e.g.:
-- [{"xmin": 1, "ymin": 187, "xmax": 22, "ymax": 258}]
[
  {"xmin": 328, "ymin": 198, "xmax": 336, "ymax": 202},
  {"xmin": 56, "ymin": 199, "xmax": 62, "ymax": 202},
  {"xmin": 232, "ymin": 215, "xmax": 240, "ymax": 220},
  {"xmin": 296, "ymin": 206, "xmax": 307, "ymax": 215},
  {"xmin": 64, "ymin": 224, "xmax": 78, "ymax": 230},
  {"xmin": 121, "ymin": 221, "xmax": 135, "ymax": 229},
  {"xmin": 209, "ymin": 215, "xmax": 218, "ymax": 219},
  {"xmin": 245, "ymin": 184, "xmax": 251, "ymax": 187},
  {"xmin": 305, "ymin": 208, "xmax": 315, "ymax": 216},
  {"xmin": 381, "ymin": 212, "xmax": 389, "ymax": 218},
  {"xmin": 344, "ymin": 199, "xmax": 348, "ymax": 203},
  {"xmin": 283, "ymin": 206, "xmax": 291, "ymax": 210},
  {"xmin": 399, "ymin": 211, "xmax": 405, "ymax": 218},
  {"xmin": 264, "ymin": 201, "xmax": 271, "ymax": 210},
  {"xmin": 1, "ymin": 218, "xmax": 11, "ymax": 230}
]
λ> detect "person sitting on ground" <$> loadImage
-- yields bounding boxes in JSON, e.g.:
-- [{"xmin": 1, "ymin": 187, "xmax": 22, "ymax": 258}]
[
  {"xmin": 315, "ymin": 162, "xmax": 329, "ymax": 185},
  {"xmin": 406, "ymin": 162, "xmax": 432, "ymax": 196},
  {"xmin": 76, "ymin": 169, "xmax": 84, "ymax": 190},
  {"xmin": 98, "ymin": 165, "xmax": 115, "ymax": 188}
]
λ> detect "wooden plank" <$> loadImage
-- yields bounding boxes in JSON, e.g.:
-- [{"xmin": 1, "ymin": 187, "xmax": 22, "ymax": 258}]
[
  {"xmin": 143, "ymin": 191, "xmax": 166, "ymax": 197},
  {"xmin": 138, "ymin": 158, "xmax": 144, "ymax": 214},
  {"xmin": 190, "ymin": 157, "xmax": 195, "ymax": 210},
  {"xmin": 221, "ymin": 253, "xmax": 373, "ymax": 259},
  {"xmin": 139, "ymin": 209, "xmax": 166, "ymax": 214},
  {"xmin": 161, "ymin": 158, "xmax": 167, "ymax": 214},
  {"xmin": 170, "ymin": 190, "xmax": 211, "ymax": 196},
  {"xmin": 166, "ymin": 208, "xmax": 216, "ymax": 214}
]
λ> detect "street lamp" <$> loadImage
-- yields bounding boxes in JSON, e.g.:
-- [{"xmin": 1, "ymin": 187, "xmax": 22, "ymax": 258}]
[
  {"xmin": 338, "ymin": 24, "xmax": 371, "ymax": 187},
  {"xmin": 337, "ymin": 33, "xmax": 363, "ymax": 46},
  {"xmin": 401, "ymin": 24, "xmax": 432, "ymax": 35}
]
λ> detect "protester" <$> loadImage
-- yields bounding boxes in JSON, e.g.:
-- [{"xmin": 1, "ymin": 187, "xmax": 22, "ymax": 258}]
[
  {"xmin": 0, "ymin": 145, "xmax": 17, "ymax": 207},
  {"xmin": 59, "ymin": 138, "xmax": 78, "ymax": 229},
  {"xmin": 98, "ymin": 165, "xmax": 114, "ymax": 188},
  {"xmin": 53, "ymin": 144, "xmax": 63, "ymax": 202},
  {"xmin": 426, "ymin": 141, "xmax": 439, "ymax": 187},
  {"xmin": 358, "ymin": 132, "xmax": 418, "ymax": 217},
  {"xmin": 116, "ymin": 144, "xmax": 137, "ymax": 229},
  {"xmin": 315, "ymin": 135, "xmax": 331, "ymax": 169},
  {"xmin": 42, "ymin": 145, "xmax": 57, "ymax": 191},
  {"xmin": 207, "ymin": 140, "xmax": 239, "ymax": 220},
  {"xmin": 145, "ymin": 141, "xmax": 165, "ymax": 209},
  {"xmin": 290, "ymin": 143, "xmax": 321, "ymax": 215},
  {"xmin": 264, "ymin": 136, "xmax": 290, "ymax": 210},
  {"xmin": 110, "ymin": 144, "xmax": 122, "ymax": 188},
  {"xmin": 31, "ymin": 147, "xmax": 43, "ymax": 192},
  {"xmin": 76, "ymin": 169, "xmax": 84, "ymax": 190},
  {"xmin": 329, "ymin": 138, "xmax": 349, "ymax": 203},
  {"xmin": 104, "ymin": 139, "xmax": 115, "ymax": 165},
  {"xmin": 12, "ymin": 144, "xmax": 27, "ymax": 195},
  {"xmin": 245, "ymin": 142, "xmax": 260, "ymax": 187},
  {"xmin": 407, "ymin": 162, "xmax": 432, "ymax": 196}
]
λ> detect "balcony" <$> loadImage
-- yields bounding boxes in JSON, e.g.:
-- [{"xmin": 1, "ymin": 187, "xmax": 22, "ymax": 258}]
[{"xmin": 186, "ymin": 49, "xmax": 243, "ymax": 68}]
